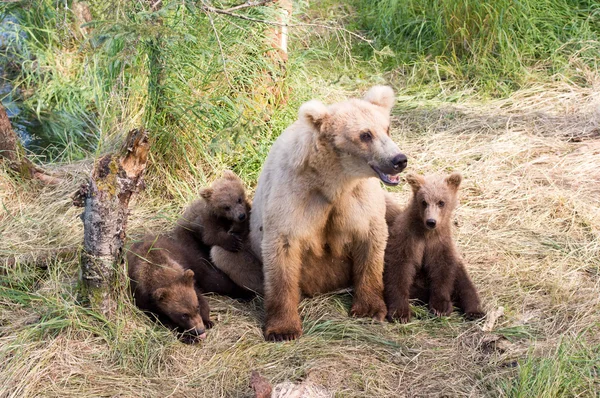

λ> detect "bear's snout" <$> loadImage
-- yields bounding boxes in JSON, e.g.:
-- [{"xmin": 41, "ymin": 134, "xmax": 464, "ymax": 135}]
[
  {"xmin": 391, "ymin": 153, "xmax": 407, "ymax": 171},
  {"xmin": 426, "ymin": 219, "xmax": 437, "ymax": 229}
]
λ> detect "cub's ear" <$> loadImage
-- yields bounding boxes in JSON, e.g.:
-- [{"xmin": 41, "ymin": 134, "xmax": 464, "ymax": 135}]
[
  {"xmin": 405, "ymin": 173, "xmax": 424, "ymax": 193},
  {"xmin": 222, "ymin": 170, "xmax": 238, "ymax": 181},
  {"xmin": 299, "ymin": 100, "xmax": 329, "ymax": 128},
  {"xmin": 445, "ymin": 172, "xmax": 462, "ymax": 190},
  {"xmin": 200, "ymin": 187, "xmax": 213, "ymax": 201},
  {"xmin": 363, "ymin": 85, "xmax": 395, "ymax": 112},
  {"xmin": 182, "ymin": 269, "xmax": 195, "ymax": 285},
  {"xmin": 152, "ymin": 288, "xmax": 169, "ymax": 302}
]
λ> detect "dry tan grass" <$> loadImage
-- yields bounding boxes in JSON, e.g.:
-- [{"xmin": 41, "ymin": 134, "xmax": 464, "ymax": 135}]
[{"xmin": 1, "ymin": 84, "xmax": 599, "ymax": 397}]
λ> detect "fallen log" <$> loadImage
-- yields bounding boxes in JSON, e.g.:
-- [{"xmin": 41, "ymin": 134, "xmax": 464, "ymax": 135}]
[{"xmin": 0, "ymin": 104, "xmax": 61, "ymax": 184}]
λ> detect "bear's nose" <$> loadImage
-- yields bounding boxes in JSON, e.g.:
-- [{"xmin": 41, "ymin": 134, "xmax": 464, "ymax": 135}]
[
  {"xmin": 192, "ymin": 327, "xmax": 206, "ymax": 336},
  {"xmin": 238, "ymin": 213, "xmax": 246, "ymax": 221},
  {"xmin": 426, "ymin": 219, "xmax": 437, "ymax": 229},
  {"xmin": 391, "ymin": 153, "xmax": 408, "ymax": 171}
]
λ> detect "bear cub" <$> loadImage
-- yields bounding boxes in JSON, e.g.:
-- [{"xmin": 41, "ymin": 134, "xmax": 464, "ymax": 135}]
[
  {"xmin": 127, "ymin": 171, "xmax": 254, "ymax": 341},
  {"xmin": 384, "ymin": 172, "xmax": 485, "ymax": 322},
  {"xmin": 175, "ymin": 170, "xmax": 251, "ymax": 253},
  {"xmin": 127, "ymin": 250, "xmax": 212, "ymax": 343}
]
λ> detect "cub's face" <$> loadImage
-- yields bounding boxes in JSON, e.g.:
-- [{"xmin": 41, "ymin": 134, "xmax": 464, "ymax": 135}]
[
  {"xmin": 407, "ymin": 173, "xmax": 462, "ymax": 230},
  {"xmin": 153, "ymin": 270, "xmax": 207, "ymax": 338},
  {"xmin": 299, "ymin": 86, "xmax": 407, "ymax": 186},
  {"xmin": 201, "ymin": 171, "xmax": 250, "ymax": 223}
]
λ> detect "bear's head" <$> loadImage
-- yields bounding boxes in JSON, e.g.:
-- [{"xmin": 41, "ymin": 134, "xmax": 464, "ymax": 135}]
[
  {"xmin": 200, "ymin": 170, "xmax": 250, "ymax": 223},
  {"xmin": 152, "ymin": 269, "xmax": 207, "ymax": 338},
  {"xmin": 406, "ymin": 172, "xmax": 462, "ymax": 231},
  {"xmin": 298, "ymin": 86, "xmax": 407, "ymax": 186}
]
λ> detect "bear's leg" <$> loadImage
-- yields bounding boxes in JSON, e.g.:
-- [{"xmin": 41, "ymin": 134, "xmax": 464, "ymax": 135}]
[
  {"xmin": 453, "ymin": 264, "xmax": 485, "ymax": 320},
  {"xmin": 350, "ymin": 238, "xmax": 387, "ymax": 321},
  {"xmin": 425, "ymin": 255, "xmax": 456, "ymax": 317},
  {"xmin": 262, "ymin": 234, "xmax": 303, "ymax": 341},
  {"xmin": 211, "ymin": 245, "xmax": 264, "ymax": 294},
  {"xmin": 384, "ymin": 240, "xmax": 424, "ymax": 323},
  {"xmin": 384, "ymin": 260, "xmax": 417, "ymax": 323},
  {"xmin": 194, "ymin": 287, "xmax": 214, "ymax": 329}
]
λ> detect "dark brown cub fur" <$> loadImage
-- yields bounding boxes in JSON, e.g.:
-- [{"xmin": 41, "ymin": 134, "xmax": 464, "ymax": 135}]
[
  {"xmin": 127, "ymin": 248, "xmax": 211, "ymax": 342},
  {"xmin": 384, "ymin": 173, "xmax": 484, "ymax": 322},
  {"xmin": 127, "ymin": 171, "xmax": 254, "ymax": 338},
  {"xmin": 175, "ymin": 170, "xmax": 251, "ymax": 253}
]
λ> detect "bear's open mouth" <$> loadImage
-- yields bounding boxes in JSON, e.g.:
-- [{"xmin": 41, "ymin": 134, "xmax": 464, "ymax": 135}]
[{"xmin": 370, "ymin": 165, "xmax": 401, "ymax": 186}]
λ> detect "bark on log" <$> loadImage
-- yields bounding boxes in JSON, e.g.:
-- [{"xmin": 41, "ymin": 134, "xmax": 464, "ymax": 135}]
[
  {"xmin": 0, "ymin": 104, "xmax": 61, "ymax": 184},
  {"xmin": 76, "ymin": 128, "xmax": 149, "ymax": 316}
]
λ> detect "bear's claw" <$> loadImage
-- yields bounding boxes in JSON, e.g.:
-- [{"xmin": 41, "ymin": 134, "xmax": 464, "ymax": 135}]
[
  {"xmin": 350, "ymin": 297, "xmax": 387, "ymax": 321},
  {"xmin": 429, "ymin": 296, "xmax": 453, "ymax": 317}
]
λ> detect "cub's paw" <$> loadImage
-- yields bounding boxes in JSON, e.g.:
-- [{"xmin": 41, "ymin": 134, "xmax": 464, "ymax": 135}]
[
  {"xmin": 386, "ymin": 302, "xmax": 412, "ymax": 323},
  {"xmin": 221, "ymin": 235, "xmax": 243, "ymax": 252},
  {"xmin": 429, "ymin": 296, "xmax": 453, "ymax": 317},
  {"xmin": 203, "ymin": 319, "xmax": 215, "ymax": 329},
  {"xmin": 464, "ymin": 309, "xmax": 486, "ymax": 321},
  {"xmin": 351, "ymin": 296, "xmax": 387, "ymax": 322},
  {"xmin": 264, "ymin": 317, "xmax": 302, "ymax": 342}
]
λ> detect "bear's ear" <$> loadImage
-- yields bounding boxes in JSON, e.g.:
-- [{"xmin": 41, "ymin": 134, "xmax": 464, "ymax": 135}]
[
  {"xmin": 445, "ymin": 172, "xmax": 462, "ymax": 191},
  {"xmin": 182, "ymin": 269, "xmax": 195, "ymax": 285},
  {"xmin": 363, "ymin": 85, "xmax": 395, "ymax": 112},
  {"xmin": 299, "ymin": 100, "xmax": 329, "ymax": 128},
  {"xmin": 153, "ymin": 288, "xmax": 169, "ymax": 302},
  {"xmin": 405, "ymin": 173, "xmax": 424, "ymax": 193},
  {"xmin": 200, "ymin": 187, "xmax": 213, "ymax": 201},
  {"xmin": 222, "ymin": 170, "xmax": 238, "ymax": 181}
]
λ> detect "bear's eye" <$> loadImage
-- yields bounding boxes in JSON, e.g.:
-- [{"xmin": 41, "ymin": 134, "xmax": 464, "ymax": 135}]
[
  {"xmin": 181, "ymin": 314, "xmax": 190, "ymax": 320},
  {"xmin": 438, "ymin": 200, "xmax": 445, "ymax": 207},
  {"xmin": 224, "ymin": 206, "xmax": 231, "ymax": 211},
  {"xmin": 237, "ymin": 197, "xmax": 242, "ymax": 204},
  {"xmin": 360, "ymin": 131, "xmax": 373, "ymax": 142},
  {"xmin": 421, "ymin": 200, "xmax": 428, "ymax": 207}
]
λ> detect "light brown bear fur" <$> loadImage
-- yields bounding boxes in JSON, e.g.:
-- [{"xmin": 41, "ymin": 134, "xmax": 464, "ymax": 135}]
[
  {"xmin": 127, "ymin": 251, "xmax": 211, "ymax": 341},
  {"xmin": 212, "ymin": 86, "xmax": 408, "ymax": 341},
  {"xmin": 383, "ymin": 173, "xmax": 485, "ymax": 322}
]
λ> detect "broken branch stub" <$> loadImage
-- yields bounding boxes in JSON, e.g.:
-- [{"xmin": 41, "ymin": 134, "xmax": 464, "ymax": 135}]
[{"xmin": 79, "ymin": 128, "xmax": 149, "ymax": 315}]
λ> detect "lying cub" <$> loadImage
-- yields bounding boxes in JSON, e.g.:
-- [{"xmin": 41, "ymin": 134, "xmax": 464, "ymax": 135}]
[
  {"xmin": 127, "ymin": 250, "xmax": 211, "ymax": 342},
  {"xmin": 127, "ymin": 171, "xmax": 254, "ymax": 340},
  {"xmin": 384, "ymin": 173, "xmax": 485, "ymax": 322}
]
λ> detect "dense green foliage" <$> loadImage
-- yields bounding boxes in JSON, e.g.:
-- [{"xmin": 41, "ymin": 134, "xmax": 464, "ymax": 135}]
[
  {"xmin": 1, "ymin": 0, "xmax": 312, "ymax": 193},
  {"xmin": 354, "ymin": 0, "xmax": 600, "ymax": 94}
]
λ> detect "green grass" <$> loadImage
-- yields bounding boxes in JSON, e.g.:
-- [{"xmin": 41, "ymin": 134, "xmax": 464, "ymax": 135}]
[
  {"xmin": 353, "ymin": 0, "xmax": 600, "ymax": 96},
  {"xmin": 502, "ymin": 337, "xmax": 600, "ymax": 397}
]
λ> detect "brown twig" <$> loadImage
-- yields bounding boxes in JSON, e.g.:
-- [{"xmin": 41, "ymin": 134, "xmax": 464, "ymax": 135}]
[
  {"xmin": 224, "ymin": 0, "xmax": 275, "ymax": 13},
  {"xmin": 201, "ymin": 2, "xmax": 373, "ymax": 44}
]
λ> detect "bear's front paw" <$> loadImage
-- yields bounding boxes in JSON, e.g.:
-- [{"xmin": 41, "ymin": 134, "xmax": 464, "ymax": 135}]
[
  {"xmin": 386, "ymin": 301, "xmax": 411, "ymax": 323},
  {"xmin": 203, "ymin": 319, "xmax": 215, "ymax": 329},
  {"xmin": 221, "ymin": 235, "xmax": 243, "ymax": 252},
  {"xmin": 264, "ymin": 318, "xmax": 303, "ymax": 342},
  {"xmin": 351, "ymin": 295, "xmax": 387, "ymax": 321},
  {"xmin": 429, "ymin": 296, "xmax": 453, "ymax": 317},
  {"xmin": 464, "ymin": 309, "xmax": 485, "ymax": 321}
]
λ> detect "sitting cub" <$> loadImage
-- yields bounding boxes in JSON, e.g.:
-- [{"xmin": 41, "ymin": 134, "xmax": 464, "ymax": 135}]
[
  {"xmin": 175, "ymin": 170, "xmax": 250, "ymax": 253},
  {"xmin": 384, "ymin": 173, "xmax": 485, "ymax": 322},
  {"xmin": 127, "ymin": 249, "xmax": 212, "ymax": 342}
]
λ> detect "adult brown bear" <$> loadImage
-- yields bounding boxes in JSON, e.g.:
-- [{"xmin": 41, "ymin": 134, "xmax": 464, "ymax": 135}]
[{"xmin": 212, "ymin": 86, "xmax": 407, "ymax": 341}]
